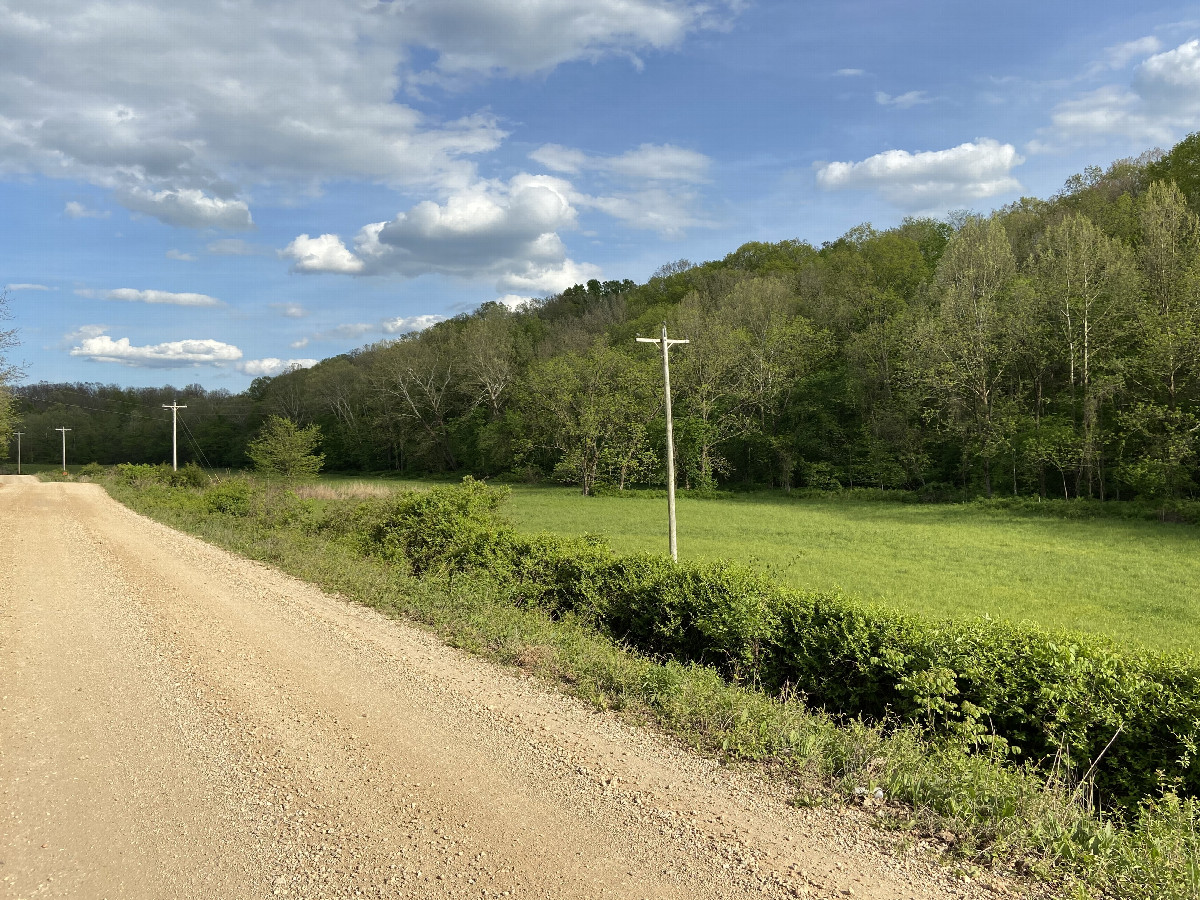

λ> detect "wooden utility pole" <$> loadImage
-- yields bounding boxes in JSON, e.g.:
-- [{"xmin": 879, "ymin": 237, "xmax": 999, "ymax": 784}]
[
  {"xmin": 13, "ymin": 431, "xmax": 23, "ymax": 475},
  {"xmin": 162, "ymin": 401, "xmax": 187, "ymax": 471},
  {"xmin": 56, "ymin": 427, "xmax": 71, "ymax": 474},
  {"xmin": 637, "ymin": 324, "xmax": 689, "ymax": 561}
]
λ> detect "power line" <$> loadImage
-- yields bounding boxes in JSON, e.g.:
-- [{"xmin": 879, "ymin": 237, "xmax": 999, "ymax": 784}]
[{"xmin": 178, "ymin": 413, "xmax": 216, "ymax": 472}]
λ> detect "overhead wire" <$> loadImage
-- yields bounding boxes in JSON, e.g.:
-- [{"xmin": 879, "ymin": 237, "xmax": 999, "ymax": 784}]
[{"xmin": 177, "ymin": 413, "xmax": 217, "ymax": 473}]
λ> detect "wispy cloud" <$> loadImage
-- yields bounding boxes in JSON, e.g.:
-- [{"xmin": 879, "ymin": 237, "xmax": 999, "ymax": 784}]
[
  {"xmin": 165, "ymin": 249, "xmax": 196, "ymax": 261},
  {"xmin": 77, "ymin": 288, "xmax": 223, "ymax": 307},
  {"xmin": 207, "ymin": 239, "xmax": 267, "ymax": 256},
  {"xmin": 4, "ymin": 283, "xmax": 51, "ymax": 291},
  {"xmin": 64, "ymin": 201, "xmax": 109, "ymax": 219},
  {"xmin": 308, "ymin": 314, "xmax": 446, "ymax": 343},
  {"xmin": 875, "ymin": 90, "xmax": 933, "ymax": 109}
]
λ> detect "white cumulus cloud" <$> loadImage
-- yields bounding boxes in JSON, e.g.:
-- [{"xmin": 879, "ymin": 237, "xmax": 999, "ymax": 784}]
[
  {"xmin": 69, "ymin": 330, "xmax": 243, "ymax": 368},
  {"xmin": 495, "ymin": 294, "xmax": 534, "ymax": 310},
  {"xmin": 237, "ymin": 357, "xmax": 318, "ymax": 377},
  {"xmin": 0, "ymin": 1, "xmax": 509, "ymax": 229},
  {"xmin": 287, "ymin": 174, "xmax": 599, "ymax": 292},
  {"xmin": 381, "ymin": 314, "xmax": 446, "ymax": 334},
  {"xmin": 118, "ymin": 188, "xmax": 253, "ymax": 230},
  {"xmin": 815, "ymin": 138, "xmax": 1024, "ymax": 210},
  {"xmin": 283, "ymin": 234, "xmax": 365, "ymax": 275},
  {"xmin": 1037, "ymin": 39, "xmax": 1200, "ymax": 149}
]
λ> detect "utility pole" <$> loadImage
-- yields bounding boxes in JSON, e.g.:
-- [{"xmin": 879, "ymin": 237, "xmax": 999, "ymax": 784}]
[
  {"xmin": 637, "ymin": 323, "xmax": 689, "ymax": 561},
  {"xmin": 56, "ymin": 427, "xmax": 71, "ymax": 474},
  {"xmin": 13, "ymin": 431, "xmax": 23, "ymax": 475},
  {"xmin": 162, "ymin": 401, "xmax": 187, "ymax": 471}
]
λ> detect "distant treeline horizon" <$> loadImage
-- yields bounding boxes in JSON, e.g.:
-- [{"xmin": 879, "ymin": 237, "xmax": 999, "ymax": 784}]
[{"xmin": 10, "ymin": 133, "xmax": 1200, "ymax": 502}]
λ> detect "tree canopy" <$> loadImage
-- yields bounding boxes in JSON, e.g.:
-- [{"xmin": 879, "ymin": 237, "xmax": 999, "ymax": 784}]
[
  {"xmin": 12, "ymin": 133, "xmax": 1200, "ymax": 502},
  {"xmin": 246, "ymin": 416, "xmax": 325, "ymax": 480}
]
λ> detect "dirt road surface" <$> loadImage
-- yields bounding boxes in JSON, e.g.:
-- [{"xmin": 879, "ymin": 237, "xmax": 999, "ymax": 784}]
[{"xmin": 1, "ymin": 477, "xmax": 1009, "ymax": 900}]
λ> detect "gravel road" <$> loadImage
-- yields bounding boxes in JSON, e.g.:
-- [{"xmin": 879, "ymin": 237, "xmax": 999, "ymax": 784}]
[{"xmin": 1, "ymin": 477, "xmax": 1017, "ymax": 900}]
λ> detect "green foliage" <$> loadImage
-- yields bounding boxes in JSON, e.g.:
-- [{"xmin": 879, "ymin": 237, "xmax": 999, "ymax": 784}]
[
  {"xmin": 19, "ymin": 133, "xmax": 1200, "ymax": 510},
  {"xmin": 80, "ymin": 461, "xmax": 104, "ymax": 477},
  {"xmin": 203, "ymin": 478, "xmax": 252, "ymax": 516},
  {"xmin": 361, "ymin": 476, "xmax": 514, "ymax": 575},
  {"xmin": 114, "ymin": 460, "xmax": 209, "ymax": 488},
  {"xmin": 107, "ymin": 473, "xmax": 1200, "ymax": 896},
  {"xmin": 349, "ymin": 482, "xmax": 1200, "ymax": 811},
  {"xmin": 0, "ymin": 289, "xmax": 18, "ymax": 458},
  {"xmin": 499, "ymin": 484, "xmax": 1200, "ymax": 653},
  {"xmin": 171, "ymin": 462, "xmax": 210, "ymax": 488},
  {"xmin": 247, "ymin": 415, "xmax": 324, "ymax": 479},
  {"xmin": 1147, "ymin": 131, "xmax": 1200, "ymax": 213}
]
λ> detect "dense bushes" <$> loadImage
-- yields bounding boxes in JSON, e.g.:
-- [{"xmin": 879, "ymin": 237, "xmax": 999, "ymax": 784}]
[
  {"xmin": 356, "ymin": 479, "xmax": 1200, "ymax": 809},
  {"xmin": 115, "ymin": 461, "xmax": 208, "ymax": 489}
]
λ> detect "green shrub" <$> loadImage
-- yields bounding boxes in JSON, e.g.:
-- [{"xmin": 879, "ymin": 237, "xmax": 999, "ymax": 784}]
[
  {"xmin": 349, "ymin": 479, "xmax": 1200, "ymax": 810},
  {"xmin": 203, "ymin": 478, "xmax": 252, "ymax": 516},
  {"xmin": 115, "ymin": 462, "xmax": 170, "ymax": 486},
  {"xmin": 361, "ymin": 476, "xmax": 515, "ymax": 575},
  {"xmin": 168, "ymin": 462, "xmax": 209, "ymax": 488},
  {"xmin": 80, "ymin": 461, "xmax": 105, "ymax": 478}
]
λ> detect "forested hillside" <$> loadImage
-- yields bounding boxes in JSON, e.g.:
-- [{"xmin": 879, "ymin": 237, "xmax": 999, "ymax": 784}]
[{"xmin": 14, "ymin": 135, "xmax": 1200, "ymax": 502}]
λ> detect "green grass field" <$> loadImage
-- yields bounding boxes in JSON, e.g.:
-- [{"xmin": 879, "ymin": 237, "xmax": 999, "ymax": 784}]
[
  {"xmin": 325, "ymin": 477, "xmax": 1200, "ymax": 652},
  {"xmin": 505, "ymin": 487, "xmax": 1200, "ymax": 652},
  {"xmin": 306, "ymin": 476, "xmax": 1200, "ymax": 652}
]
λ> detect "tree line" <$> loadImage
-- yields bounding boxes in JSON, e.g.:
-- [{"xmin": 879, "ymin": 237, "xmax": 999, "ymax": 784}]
[{"xmin": 9, "ymin": 134, "xmax": 1200, "ymax": 501}]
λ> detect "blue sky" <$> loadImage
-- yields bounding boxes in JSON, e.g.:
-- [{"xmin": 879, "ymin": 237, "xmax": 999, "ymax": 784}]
[{"xmin": 3, "ymin": 0, "xmax": 1200, "ymax": 389}]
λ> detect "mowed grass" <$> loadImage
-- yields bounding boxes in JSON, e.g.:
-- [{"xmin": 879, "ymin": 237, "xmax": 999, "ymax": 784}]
[{"xmin": 319, "ymin": 476, "xmax": 1200, "ymax": 653}]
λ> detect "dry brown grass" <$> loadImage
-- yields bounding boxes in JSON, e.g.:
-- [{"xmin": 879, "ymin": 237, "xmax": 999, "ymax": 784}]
[{"xmin": 290, "ymin": 482, "xmax": 396, "ymax": 500}]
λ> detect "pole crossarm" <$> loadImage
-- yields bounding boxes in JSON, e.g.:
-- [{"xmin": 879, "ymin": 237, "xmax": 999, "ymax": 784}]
[{"xmin": 636, "ymin": 337, "xmax": 690, "ymax": 348}]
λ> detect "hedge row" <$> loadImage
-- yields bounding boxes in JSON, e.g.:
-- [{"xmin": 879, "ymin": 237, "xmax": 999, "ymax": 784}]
[{"xmin": 343, "ymin": 478, "xmax": 1200, "ymax": 808}]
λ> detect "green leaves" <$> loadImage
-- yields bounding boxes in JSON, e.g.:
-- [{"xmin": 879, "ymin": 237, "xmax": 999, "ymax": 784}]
[
  {"xmin": 247, "ymin": 415, "xmax": 325, "ymax": 480},
  {"xmin": 351, "ymin": 480, "xmax": 1200, "ymax": 810}
]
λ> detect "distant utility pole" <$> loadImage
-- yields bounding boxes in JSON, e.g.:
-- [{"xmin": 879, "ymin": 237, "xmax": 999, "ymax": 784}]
[
  {"xmin": 162, "ymin": 401, "xmax": 187, "ymax": 471},
  {"xmin": 14, "ymin": 431, "xmax": 23, "ymax": 475},
  {"xmin": 56, "ymin": 427, "xmax": 71, "ymax": 474},
  {"xmin": 637, "ymin": 323, "xmax": 689, "ymax": 561}
]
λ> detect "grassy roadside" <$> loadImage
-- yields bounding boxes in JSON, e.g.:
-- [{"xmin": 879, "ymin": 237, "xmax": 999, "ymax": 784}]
[
  {"xmin": 86, "ymin": 471, "xmax": 1199, "ymax": 900},
  {"xmin": 317, "ymin": 476, "xmax": 1200, "ymax": 653}
]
